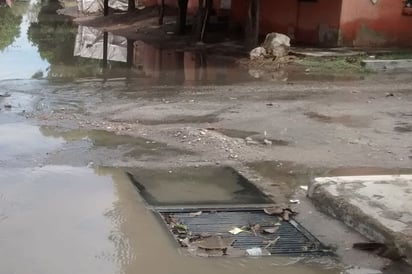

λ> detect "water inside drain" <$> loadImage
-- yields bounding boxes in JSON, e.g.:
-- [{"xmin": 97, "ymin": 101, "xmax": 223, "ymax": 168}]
[{"xmin": 126, "ymin": 166, "xmax": 273, "ymax": 207}]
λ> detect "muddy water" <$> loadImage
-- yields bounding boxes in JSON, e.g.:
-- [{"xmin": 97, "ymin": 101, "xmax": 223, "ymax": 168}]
[
  {"xmin": 0, "ymin": 0, "xmax": 253, "ymax": 85},
  {"xmin": 0, "ymin": 166, "xmax": 339, "ymax": 274},
  {"xmin": 126, "ymin": 166, "xmax": 272, "ymax": 206}
]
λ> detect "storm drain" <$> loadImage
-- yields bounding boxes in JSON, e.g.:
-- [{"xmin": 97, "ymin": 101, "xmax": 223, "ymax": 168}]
[{"xmin": 158, "ymin": 209, "xmax": 329, "ymax": 256}]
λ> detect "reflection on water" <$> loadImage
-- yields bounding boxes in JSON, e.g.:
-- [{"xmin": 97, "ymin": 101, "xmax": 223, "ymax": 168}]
[
  {"xmin": 125, "ymin": 166, "xmax": 273, "ymax": 206},
  {"xmin": 0, "ymin": 123, "xmax": 64, "ymax": 160},
  {"xmin": 0, "ymin": 0, "xmax": 252, "ymax": 84},
  {"xmin": 0, "ymin": 165, "xmax": 340, "ymax": 274}
]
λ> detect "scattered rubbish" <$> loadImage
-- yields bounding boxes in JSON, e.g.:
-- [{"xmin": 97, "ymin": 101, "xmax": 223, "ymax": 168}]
[
  {"xmin": 193, "ymin": 235, "xmax": 234, "ymax": 251},
  {"xmin": 264, "ymin": 236, "xmax": 280, "ymax": 248},
  {"xmin": 289, "ymin": 199, "xmax": 300, "ymax": 204},
  {"xmin": 264, "ymin": 206, "xmax": 296, "ymax": 221},
  {"xmin": 263, "ymin": 227, "xmax": 279, "ymax": 234},
  {"xmin": 264, "ymin": 205, "xmax": 283, "ymax": 215},
  {"xmin": 300, "ymin": 185, "xmax": 308, "ymax": 191},
  {"xmin": 246, "ymin": 247, "xmax": 271, "ymax": 256},
  {"xmin": 344, "ymin": 266, "xmax": 382, "ymax": 274},
  {"xmin": 282, "ymin": 210, "xmax": 291, "ymax": 221},
  {"xmin": 263, "ymin": 139, "xmax": 272, "ymax": 145},
  {"xmin": 385, "ymin": 92, "xmax": 394, "ymax": 97},
  {"xmin": 229, "ymin": 227, "xmax": 244, "ymax": 235},
  {"xmin": 250, "ymin": 46, "xmax": 267, "ymax": 60},
  {"xmin": 160, "ymin": 210, "xmax": 327, "ymax": 256},
  {"xmin": 189, "ymin": 211, "xmax": 202, "ymax": 217}
]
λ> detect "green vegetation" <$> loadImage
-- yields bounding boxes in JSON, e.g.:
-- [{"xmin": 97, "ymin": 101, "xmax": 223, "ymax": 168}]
[
  {"xmin": 296, "ymin": 56, "xmax": 369, "ymax": 74},
  {"xmin": 0, "ymin": 6, "xmax": 22, "ymax": 51},
  {"xmin": 374, "ymin": 51, "xmax": 412, "ymax": 60}
]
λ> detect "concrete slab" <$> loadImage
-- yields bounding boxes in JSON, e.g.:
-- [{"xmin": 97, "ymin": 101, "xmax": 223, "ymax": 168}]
[
  {"xmin": 290, "ymin": 47, "xmax": 365, "ymax": 57},
  {"xmin": 361, "ymin": 59, "xmax": 412, "ymax": 71},
  {"xmin": 308, "ymin": 175, "xmax": 412, "ymax": 264}
]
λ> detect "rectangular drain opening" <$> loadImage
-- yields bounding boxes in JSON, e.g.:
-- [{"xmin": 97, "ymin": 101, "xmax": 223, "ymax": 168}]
[{"xmin": 157, "ymin": 208, "xmax": 330, "ymax": 256}]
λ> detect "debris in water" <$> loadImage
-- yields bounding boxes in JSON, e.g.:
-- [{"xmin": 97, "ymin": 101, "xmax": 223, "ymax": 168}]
[
  {"xmin": 263, "ymin": 227, "xmax": 279, "ymax": 234},
  {"xmin": 4, "ymin": 104, "xmax": 12, "ymax": 109},
  {"xmin": 282, "ymin": 210, "xmax": 291, "ymax": 221},
  {"xmin": 300, "ymin": 185, "xmax": 308, "ymax": 191},
  {"xmin": 189, "ymin": 211, "xmax": 202, "ymax": 217},
  {"xmin": 263, "ymin": 139, "xmax": 272, "ymax": 145},
  {"xmin": 229, "ymin": 227, "xmax": 244, "ymax": 235},
  {"xmin": 193, "ymin": 235, "xmax": 234, "ymax": 250},
  {"xmin": 246, "ymin": 247, "xmax": 271, "ymax": 256},
  {"xmin": 0, "ymin": 93, "xmax": 11, "ymax": 97},
  {"xmin": 264, "ymin": 205, "xmax": 284, "ymax": 215},
  {"xmin": 264, "ymin": 236, "xmax": 280, "ymax": 249},
  {"xmin": 289, "ymin": 199, "xmax": 300, "ymax": 204}
]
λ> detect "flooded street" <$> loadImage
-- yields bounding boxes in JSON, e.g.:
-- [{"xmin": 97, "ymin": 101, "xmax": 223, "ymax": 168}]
[{"xmin": 1, "ymin": 0, "xmax": 412, "ymax": 274}]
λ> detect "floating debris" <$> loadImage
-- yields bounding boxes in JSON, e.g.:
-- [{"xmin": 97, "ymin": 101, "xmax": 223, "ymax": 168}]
[
  {"xmin": 229, "ymin": 227, "xmax": 244, "ymax": 235},
  {"xmin": 263, "ymin": 227, "xmax": 279, "ymax": 234},
  {"xmin": 246, "ymin": 247, "xmax": 271, "ymax": 256},
  {"xmin": 189, "ymin": 211, "xmax": 202, "ymax": 217}
]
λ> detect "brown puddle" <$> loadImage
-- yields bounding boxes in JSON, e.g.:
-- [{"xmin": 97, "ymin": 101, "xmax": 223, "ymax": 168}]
[
  {"xmin": 40, "ymin": 127, "xmax": 191, "ymax": 158},
  {"xmin": 394, "ymin": 123, "xmax": 412, "ymax": 133},
  {"xmin": 138, "ymin": 114, "xmax": 220, "ymax": 125},
  {"xmin": 212, "ymin": 128, "xmax": 259, "ymax": 139},
  {"xmin": 304, "ymin": 112, "xmax": 369, "ymax": 128},
  {"xmin": 0, "ymin": 165, "xmax": 340, "ymax": 274},
  {"xmin": 125, "ymin": 166, "xmax": 273, "ymax": 206}
]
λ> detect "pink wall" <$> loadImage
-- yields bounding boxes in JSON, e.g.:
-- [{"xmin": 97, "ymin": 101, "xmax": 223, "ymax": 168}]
[
  {"xmin": 231, "ymin": 0, "xmax": 342, "ymax": 45},
  {"xmin": 143, "ymin": 0, "xmax": 222, "ymax": 14},
  {"xmin": 340, "ymin": 0, "xmax": 412, "ymax": 46}
]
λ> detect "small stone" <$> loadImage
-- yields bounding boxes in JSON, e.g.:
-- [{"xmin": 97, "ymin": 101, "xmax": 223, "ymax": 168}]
[{"xmin": 263, "ymin": 139, "xmax": 272, "ymax": 145}]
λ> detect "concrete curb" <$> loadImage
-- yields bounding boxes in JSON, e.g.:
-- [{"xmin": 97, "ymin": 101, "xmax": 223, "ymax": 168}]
[
  {"xmin": 361, "ymin": 59, "xmax": 412, "ymax": 71},
  {"xmin": 308, "ymin": 175, "xmax": 412, "ymax": 264}
]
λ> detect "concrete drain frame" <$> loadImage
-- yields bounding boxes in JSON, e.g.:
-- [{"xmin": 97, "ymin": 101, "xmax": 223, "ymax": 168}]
[{"xmin": 156, "ymin": 207, "xmax": 331, "ymax": 257}]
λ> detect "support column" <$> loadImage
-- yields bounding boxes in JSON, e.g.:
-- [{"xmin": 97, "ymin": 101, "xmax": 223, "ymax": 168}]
[
  {"xmin": 245, "ymin": 0, "xmax": 260, "ymax": 49},
  {"xmin": 177, "ymin": 0, "xmax": 189, "ymax": 35},
  {"xmin": 158, "ymin": 0, "xmax": 165, "ymax": 25},
  {"xmin": 102, "ymin": 32, "xmax": 108, "ymax": 68},
  {"xmin": 127, "ymin": 39, "xmax": 134, "ymax": 68},
  {"xmin": 104, "ymin": 0, "xmax": 109, "ymax": 16},
  {"xmin": 128, "ymin": 0, "xmax": 136, "ymax": 12}
]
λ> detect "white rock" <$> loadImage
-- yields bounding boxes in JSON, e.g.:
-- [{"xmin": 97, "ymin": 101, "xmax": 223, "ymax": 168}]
[
  {"xmin": 262, "ymin": 32, "xmax": 291, "ymax": 58},
  {"xmin": 249, "ymin": 46, "xmax": 267, "ymax": 60}
]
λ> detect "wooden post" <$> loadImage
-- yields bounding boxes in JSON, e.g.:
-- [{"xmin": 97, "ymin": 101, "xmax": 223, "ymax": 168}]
[
  {"xmin": 200, "ymin": 0, "xmax": 212, "ymax": 42},
  {"xmin": 177, "ymin": 0, "xmax": 189, "ymax": 35},
  {"xmin": 158, "ymin": 0, "xmax": 165, "ymax": 25},
  {"xmin": 102, "ymin": 32, "xmax": 108, "ymax": 68},
  {"xmin": 245, "ymin": 0, "xmax": 260, "ymax": 49},
  {"xmin": 127, "ymin": 39, "xmax": 134, "ymax": 68},
  {"xmin": 128, "ymin": 0, "xmax": 136, "ymax": 12},
  {"xmin": 195, "ymin": 0, "xmax": 205, "ymax": 39},
  {"xmin": 104, "ymin": 0, "xmax": 109, "ymax": 16}
]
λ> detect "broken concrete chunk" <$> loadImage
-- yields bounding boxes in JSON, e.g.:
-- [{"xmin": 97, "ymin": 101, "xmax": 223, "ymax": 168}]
[
  {"xmin": 249, "ymin": 46, "xmax": 267, "ymax": 60},
  {"xmin": 262, "ymin": 32, "xmax": 291, "ymax": 58}
]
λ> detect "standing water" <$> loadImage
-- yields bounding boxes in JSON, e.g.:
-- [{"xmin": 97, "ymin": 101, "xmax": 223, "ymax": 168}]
[{"xmin": 0, "ymin": 1, "xmax": 341, "ymax": 273}]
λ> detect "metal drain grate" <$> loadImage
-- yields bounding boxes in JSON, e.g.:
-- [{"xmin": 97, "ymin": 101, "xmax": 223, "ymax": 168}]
[{"xmin": 158, "ymin": 209, "xmax": 329, "ymax": 256}]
